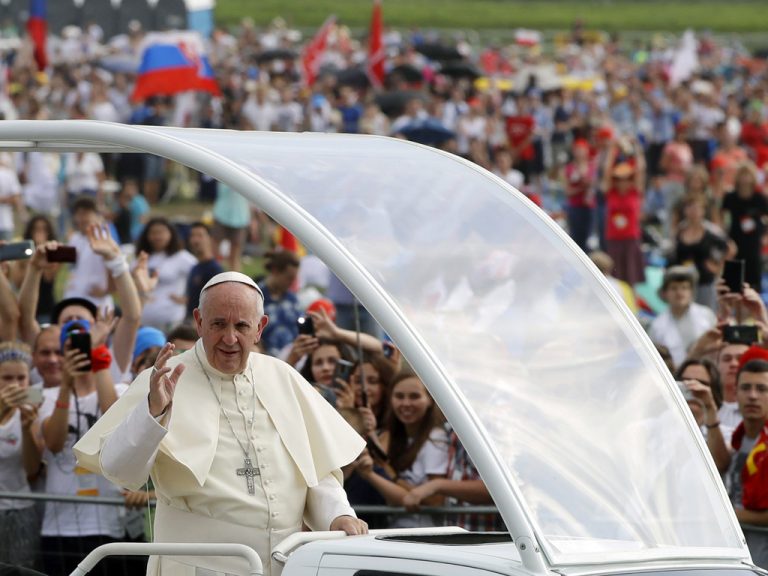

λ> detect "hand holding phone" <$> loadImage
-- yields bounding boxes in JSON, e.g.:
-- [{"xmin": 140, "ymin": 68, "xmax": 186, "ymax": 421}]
[
  {"xmin": 46, "ymin": 245, "xmax": 77, "ymax": 263},
  {"xmin": 333, "ymin": 359, "xmax": 355, "ymax": 386},
  {"xmin": 297, "ymin": 316, "xmax": 315, "ymax": 336},
  {"xmin": 0, "ymin": 240, "xmax": 34, "ymax": 262},
  {"xmin": 23, "ymin": 387, "xmax": 44, "ymax": 405},
  {"xmin": 69, "ymin": 332, "xmax": 93, "ymax": 372},
  {"xmin": 723, "ymin": 259, "xmax": 745, "ymax": 293},
  {"xmin": 723, "ymin": 324, "xmax": 759, "ymax": 346}
]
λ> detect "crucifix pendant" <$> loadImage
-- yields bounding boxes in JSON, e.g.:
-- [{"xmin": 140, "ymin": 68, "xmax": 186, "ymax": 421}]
[{"xmin": 236, "ymin": 456, "xmax": 260, "ymax": 495}]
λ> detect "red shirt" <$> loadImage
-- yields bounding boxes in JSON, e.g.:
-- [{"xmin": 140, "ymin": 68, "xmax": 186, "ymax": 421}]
[
  {"xmin": 505, "ymin": 115, "xmax": 535, "ymax": 160},
  {"xmin": 605, "ymin": 186, "xmax": 642, "ymax": 240},
  {"xmin": 564, "ymin": 161, "xmax": 596, "ymax": 208}
]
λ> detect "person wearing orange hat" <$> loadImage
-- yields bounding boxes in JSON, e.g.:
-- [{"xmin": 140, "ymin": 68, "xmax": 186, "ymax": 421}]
[{"xmin": 599, "ymin": 136, "xmax": 646, "ymax": 285}]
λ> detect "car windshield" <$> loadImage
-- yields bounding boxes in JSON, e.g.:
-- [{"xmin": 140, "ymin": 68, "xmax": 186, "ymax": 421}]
[
  {"xmin": 0, "ymin": 123, "xmax": 745, "ymax": 566},
  {"xmin": 174, "ymin": 129, "xmax": 743, "ymax": 564}
]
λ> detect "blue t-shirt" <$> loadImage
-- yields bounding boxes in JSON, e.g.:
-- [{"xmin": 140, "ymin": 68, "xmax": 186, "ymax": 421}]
[
  {"xmin": 185, "ymin": 259, "xmax": 224, "ymax": 318},
  {"xmin": 130, "ymin": 195, "xmax": 150, "ymax": 241},
  {"xmin": 258, "ymin": 283, "xmax": 301, "ymax": 356}
]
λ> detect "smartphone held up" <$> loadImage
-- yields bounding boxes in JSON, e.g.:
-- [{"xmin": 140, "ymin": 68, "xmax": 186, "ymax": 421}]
[
  {"xmin": 0, "ymin": 240, "xmax": 34, "ymax": 261},
  {"xmin": 723, "ymin": 259, "xmax": 745, "ymax": 293},
  {"xmin": 46, "ymin": 245, "xmax": 77, "ymax": 263}
]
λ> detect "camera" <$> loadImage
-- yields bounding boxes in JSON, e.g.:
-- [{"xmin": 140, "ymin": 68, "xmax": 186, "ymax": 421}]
[{"xmin": 723, "ymin": 325, "xmax": 759, "ymax": 346}]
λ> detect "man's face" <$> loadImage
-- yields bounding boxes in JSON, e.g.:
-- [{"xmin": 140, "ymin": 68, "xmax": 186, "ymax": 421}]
[
  {"xmin": 737, "ymin": 370, "xmax": 768, "ymax": 424},
  {"xmin": 271, "ymin": 265, "xmax": 298, "ymax": 293},
  {"xmin": 188, "ymin": 226, "xmax": 211, "ymax": 257},
  {"xmin": 719, "ymin": 343, "xmax": 749, "ymax": 399},
  {"xmin": 193, "ymin": 283, "xmax": 268, "ymax": 374},
  {"xmin": 664, "ymin": 281, "xmax": 693, "ymax": 310},
  {"xmin": 33, "ymin": 328, "xmax": 63, "ymax": 386},
  {"xmin": 58, "ymin": 305, "xmax": 96, "ymax": 326},
  {"xmin": 72, "ymin": 209, "xmax": 99, "ymax": 234}
]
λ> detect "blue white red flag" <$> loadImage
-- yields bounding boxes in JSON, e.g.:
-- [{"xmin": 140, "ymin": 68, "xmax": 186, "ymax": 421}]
[
  {"xmin": 131, "ymin": 32, "xmax": 220, "ymax": 102},
  {"xmin": 27, "ymin": 0, "xmax": 47, "ymax": 70}
]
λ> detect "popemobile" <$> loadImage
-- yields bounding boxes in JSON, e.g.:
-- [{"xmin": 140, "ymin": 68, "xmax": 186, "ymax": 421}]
[{"xmin": 0, "ymin": 120, "xmax": 760, "ymax": 576}]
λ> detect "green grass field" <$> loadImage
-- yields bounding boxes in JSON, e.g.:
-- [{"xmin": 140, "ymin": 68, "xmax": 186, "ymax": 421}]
[{"xmin": 215, "ymin": 0, "xmax": 768, "ymax": 33}]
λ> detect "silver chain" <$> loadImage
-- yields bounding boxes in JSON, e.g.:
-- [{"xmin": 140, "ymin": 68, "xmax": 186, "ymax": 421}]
[{"xmin": 194, "ymin": 347, "xmax": 256, "ymax": 461}]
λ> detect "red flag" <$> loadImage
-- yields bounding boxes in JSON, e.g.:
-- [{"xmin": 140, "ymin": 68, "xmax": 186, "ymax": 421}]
[
  {"xmin": 367, "ymin": 0, "xmax": 385, "ymax": 88},
  {"xmin": 27, "ymin": 0, "xmax": 47, "ymax": 71},
  {"xmin": 301, "ymin": 15, "xmax": 336, "ymax": 87}
]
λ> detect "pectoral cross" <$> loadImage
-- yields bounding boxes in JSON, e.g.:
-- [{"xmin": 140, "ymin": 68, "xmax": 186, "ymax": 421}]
[{"xmin": 236, "ymin": 457, "xmax": 260, "ymax": 495}]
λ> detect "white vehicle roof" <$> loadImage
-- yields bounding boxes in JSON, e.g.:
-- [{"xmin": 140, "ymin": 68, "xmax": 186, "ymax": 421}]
[{"xmin": 0, "ymin": 121, "xmax": 748, "ymax": 571}]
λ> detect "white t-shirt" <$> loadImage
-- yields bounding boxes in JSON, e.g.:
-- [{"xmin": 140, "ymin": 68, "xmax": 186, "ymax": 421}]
[
  {"xmin": 141, "ymin": 250, "xmax": 198, "ymax": 329},
  {"xmin": 398, "ymin": 427, "xmax": 450, "ymax": 486},
  {"xmin": 0, "ymin": 411, "xmax": 34, "ymax": 511},
  {"xmin": 0, "ymin": 164, "xmax": 21, "ymax": 233},
  {"xmin": 391, "ymin": 426, "xmax": 449, "ymax": 529},
  {"xmin": 21, "ymin": 152, "xmax": 60, "ymax": 215},
  {"xmin": 718, "ymin": 401, "xmax": 742, "ymax": 447},
  {"xmin": 39, "ymin": 384, "xmax": 128, "ymax": 537},
  {"xmin": 65, "ymin": 152, "xmax": 103, "ymax": 195},
  {"xmin": 64, "ymin": 231, "xmax": 113, "ymax": 311}
]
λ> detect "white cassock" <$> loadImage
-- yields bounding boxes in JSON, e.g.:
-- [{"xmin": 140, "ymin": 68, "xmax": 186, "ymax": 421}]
[{"xmin": 74, "ymin": 340, "xmax": 365, "ymax": 576}]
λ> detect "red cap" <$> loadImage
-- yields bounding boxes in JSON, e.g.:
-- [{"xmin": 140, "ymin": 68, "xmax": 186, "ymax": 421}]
[
  {"xmin": 738, "ymin": 345, "xmax": 768, "ymax": 371},
  {"xmin": 596, "ymin": 126, "xmax": 614, "ymax": 140},
  {"xmin": 307, "ymin": 298, "xmax": 336, "ymax": 322},
  {"xmin": 573, "ymin": 138, "xmax": 590, "ymax": 150}
]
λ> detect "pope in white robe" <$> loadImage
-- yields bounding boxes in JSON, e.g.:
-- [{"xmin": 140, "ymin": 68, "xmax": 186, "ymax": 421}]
[{"xmin": 73, "ymin": 272, "xmax": 367, "ymax": 576}]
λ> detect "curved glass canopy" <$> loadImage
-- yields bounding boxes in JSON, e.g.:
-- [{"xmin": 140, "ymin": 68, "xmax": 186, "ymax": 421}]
[{"xmin": 0, "ymin": 121, "xmax": 747, "ymax": 569}]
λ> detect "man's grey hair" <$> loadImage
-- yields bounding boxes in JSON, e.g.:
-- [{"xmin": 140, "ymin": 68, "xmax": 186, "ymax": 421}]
[{"xmin": 198, "ymin": 282, "xmax": 265, "ymax": 318}]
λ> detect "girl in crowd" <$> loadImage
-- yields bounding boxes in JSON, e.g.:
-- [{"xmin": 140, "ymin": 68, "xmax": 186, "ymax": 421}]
[
  {"xmin": 721, "ymin": 162, "xmax": 768, "ymax": 292},
  {"xmin": 298, "ymin": 339, "xmax": 351, "ymax": 406},
  {"xmin": 356, "ymin": 371, "xmax": 449, "ymax": 528},
  {"xmin": 0, "ymin": 342, "xmax": 42, "ymax": 569},
  {"xmin": 39, "ymin": 324, "xmax": 126, "ymax": 576},
  {"xmin": 670, "ymin": 165, "xmax": 721, "ymax": 233},
  {"xmin": 11, "ymin": 215, "xmax": 59, "ymax": 322},
  {"xmin": 669, "ymin": 194, "xmax": 729, "ymax": 310},
  {"xmin": 677, "ymin": 358, "xmax": 722, "ymax": 418},
  {"xmin": 563, "ymin": 139, "xmax": 596, "ymax": 253},
  {"xmin": 134, "ymin": 217, "xmax": 197, "ymax": 331},
  {"xmin": 338, "ymin": 353, "xmax": 396, "ymax": 529}
]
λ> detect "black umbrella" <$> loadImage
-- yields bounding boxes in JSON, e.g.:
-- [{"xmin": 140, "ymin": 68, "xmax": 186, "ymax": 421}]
[
  {"xmin": 374, "ymin": 90, "xmax": 425, "ymax": 118},
  {"xmin": 387, "ymin": 64, "xmax": 423, "ymax": 83},
  {"xmin": 396, "ymin": 117, "xmax": 456, "ymax": 146},
  {"xmin": 439, "ymin": 60, "xmax": 482, "ymax": 80},
  {"xmin": 335, "ymin": 67, "xmax": 371, "ymax": 89},
  {"xmin": 415, "ymin": 42, "xmax": 462, "ymax": 62},
  {"xmin": 256, "ymin": 48, "xmax": 298, "ymax": 63}
]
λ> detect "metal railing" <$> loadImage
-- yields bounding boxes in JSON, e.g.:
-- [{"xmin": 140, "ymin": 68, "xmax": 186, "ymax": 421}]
[{"xmin": 0, "ymin": 490, "xmax": 500, "ymax": 516}]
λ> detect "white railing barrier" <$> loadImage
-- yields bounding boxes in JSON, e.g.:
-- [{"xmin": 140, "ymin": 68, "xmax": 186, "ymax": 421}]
[{"xmin": 69, "ymin": 543, "xmax": 263, "ymax": 576}]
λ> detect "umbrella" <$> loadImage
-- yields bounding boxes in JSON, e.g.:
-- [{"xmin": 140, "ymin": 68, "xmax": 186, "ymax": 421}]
[
  {"xmin": 335, "ymin": 67, "xmax": 370, "ymax": 89},
  {"xmin": 374, "ymin": 90, "xmax": 425, "ymax": 118},
  {"xmin": 387, "ymin": 64, "xmax": 423, "ymax": 83},
  {"xmin": 97, "ymin": 55, "xmax": 140, "ymax": 74},
  {"xmin": 396, "ymin": 117, "xmax": 455, "ymax": 146},
  {"xmin": 439, "ymin": 60, "xmax": 482, "ymax": 80},
  {"xmin": 256, "ymin": 48, "xmax": 297, "ymax": 63},
  {"xmin": 415, "ymin": 42, "xmax": 462, "ymax": 61}
]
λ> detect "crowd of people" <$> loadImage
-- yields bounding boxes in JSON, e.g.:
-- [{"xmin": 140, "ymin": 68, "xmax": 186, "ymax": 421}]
[{"xmin": 0, "ymin": 12, "xmax": 767, "ymax": 572}]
